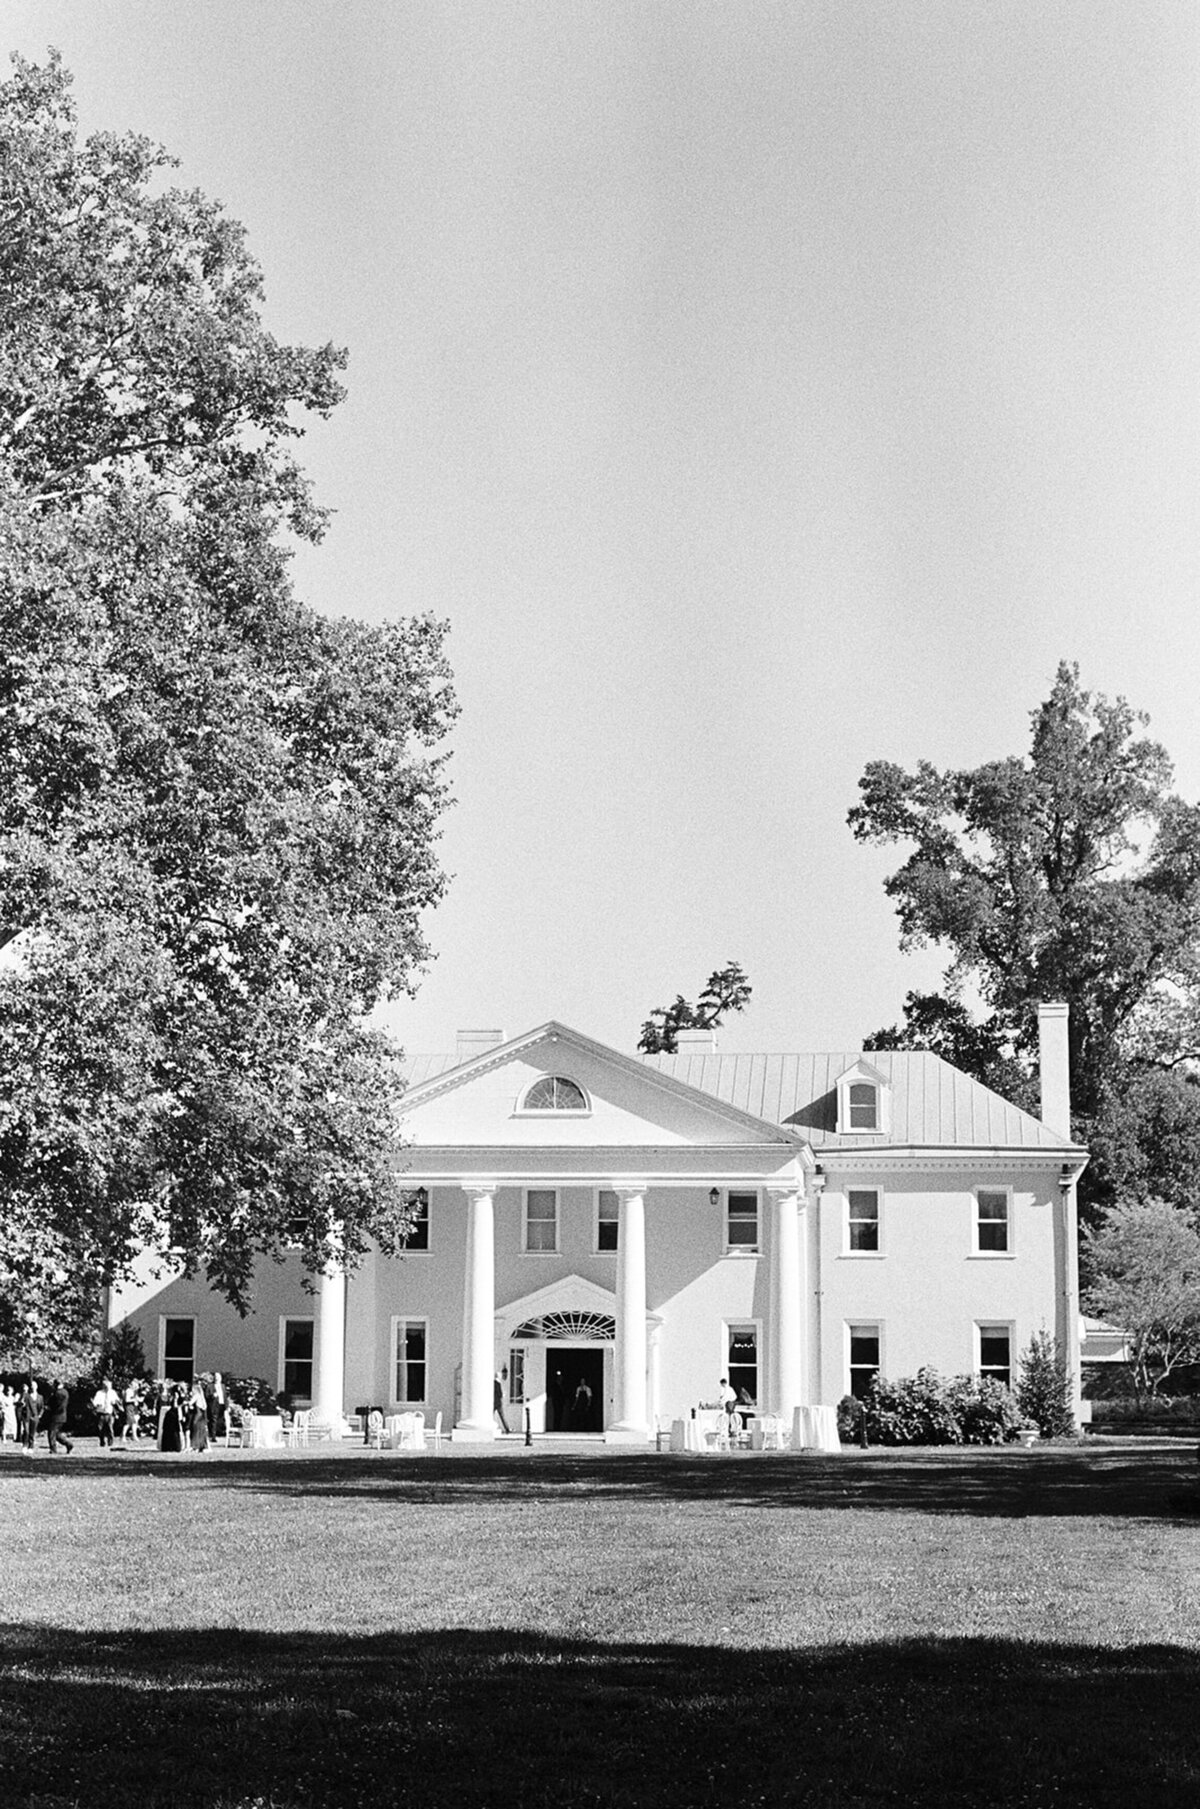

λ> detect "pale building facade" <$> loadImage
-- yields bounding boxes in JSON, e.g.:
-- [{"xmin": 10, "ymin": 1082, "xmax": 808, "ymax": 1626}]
[{"xmin": 110, "ymin": 1006, "xmax": 1087, "ymax": 1440}]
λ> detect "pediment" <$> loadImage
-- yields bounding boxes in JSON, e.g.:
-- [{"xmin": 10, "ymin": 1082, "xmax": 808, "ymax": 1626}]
[
  {"xmin": 496, "ymin": 1272, "xmax": 661, "ymax": 1339},
  {"xmin": 401, "ymin": 1023, "xmax": 801, "ymax": 1150}
]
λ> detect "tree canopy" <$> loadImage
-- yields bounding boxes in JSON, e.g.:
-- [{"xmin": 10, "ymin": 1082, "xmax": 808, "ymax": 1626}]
[
  {"xmin": 0, "ymin": 54, "xmax": 456, "ymax": 1361},
  {"xmin": 638, "ymin": 962, "xmax": 751, "ymax": 1054},
  {"xmin": 850, "ymin": 663, "xmax": 1200, "ymax": 1214},
  {"xmin": 1082, "ymin": 1200, "xmax": 1200, "ymax": 1396}
]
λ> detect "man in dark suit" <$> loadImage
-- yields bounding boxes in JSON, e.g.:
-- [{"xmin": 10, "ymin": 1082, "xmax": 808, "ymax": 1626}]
[{"xmin": 45, "ymin": 1379, "xmax": 74, "ymax": 1454}]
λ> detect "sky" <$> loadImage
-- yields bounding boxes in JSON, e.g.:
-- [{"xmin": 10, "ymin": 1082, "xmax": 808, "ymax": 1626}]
[{"xmin": 9, "ymin": 2, "xmax": 1199, "ymax": 1055}]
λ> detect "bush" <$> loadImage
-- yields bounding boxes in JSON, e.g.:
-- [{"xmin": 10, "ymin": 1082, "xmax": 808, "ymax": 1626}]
[
  {"xmin": 224, "ymin": 1376, "xmax": 279, "ymax": 1416},
  {"xmin": 860, "ymin": 1368, "xmax": 1026, "ymax": 1446},
  {"xmin": 1016, "ymin": 1329, "xmax": 1075, "ymax": 1436},
  {"xmin": 1091, "ymin": 1396, "xmax": 1200, "ymax": 1425},
  {"xmin": 837, "ymin": 1395, "xmax": 869, "ymax": 1444}
]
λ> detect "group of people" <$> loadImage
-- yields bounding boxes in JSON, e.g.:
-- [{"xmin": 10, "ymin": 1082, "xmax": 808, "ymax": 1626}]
[
  {"xmin": 0, "ymin": 1371, "xmax": 230, "ymax": 1454},
  {"xmin": 0, "ymin": 1379, "xmax": 76, "ymax": 1453}
]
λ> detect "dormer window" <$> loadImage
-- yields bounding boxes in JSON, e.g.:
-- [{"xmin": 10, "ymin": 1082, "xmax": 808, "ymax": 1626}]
[
  {"xmin": 848, "ymin": 1082, "xmax": 878, "ymax": 1130},
  {"xmin": 519, "ymin": 1075, "xmax": 589, "ymax": 1113},
  {"xmin": 835, "ymin": 1061, "xmax": 890, "ymax": 1136}
]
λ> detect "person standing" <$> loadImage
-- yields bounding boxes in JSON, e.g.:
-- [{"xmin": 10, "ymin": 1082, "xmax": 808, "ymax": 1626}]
[
  {"xmin": 188, "ymin": 1380, "xmax": 209, "ymax": 1452},
  {"xmin": 0, "ymin": 1384, "xmax": 16, "ymax": 1444},
  {"xmin": 122, "ymin": 1378, "xmax": 142, "ymax": 1445},
  {"xmin": 718, "ymin": 1376, "xmax": 738, "ymax": 1441},
  {"xmin": 493, "ymin": 1370, "xmax": 510, "ymax": 1434},
  {"xmin": 45, "ymin": 1379, "xmax": 74, "ymax": 1455},
  {"xmin": 92, "ymin": 1379, "xmax": 120, "ymax": 1449},
  {"xmin": 20, "ymin": 1379, "xmax": 43, "ymax": 1451}
]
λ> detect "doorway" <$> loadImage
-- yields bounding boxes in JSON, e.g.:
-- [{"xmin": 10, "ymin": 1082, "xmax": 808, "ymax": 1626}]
[{"xmin": 545, "ymin": 1347, "xmax": 605, "ymax": 1432}]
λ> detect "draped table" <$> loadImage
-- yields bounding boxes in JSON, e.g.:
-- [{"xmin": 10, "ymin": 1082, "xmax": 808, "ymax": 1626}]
[{"xmin": 791, "ymin": 1405, "xmax": 841, "ymax": 1452}]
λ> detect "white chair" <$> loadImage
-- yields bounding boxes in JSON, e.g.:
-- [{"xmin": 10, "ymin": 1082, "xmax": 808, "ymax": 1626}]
[
  {"xmin": 428, "ymin": 1410, "xmax": 446, "ymax": 1453},
  {"xmin": 760, "ymin": 1415, "xmax": 786, "ymax": 1451},
  {"xmin": 284, "ymin": 1410, "xmax": 311, "ymax": 1449},
  {"xmin": 394, "ymin": 1411, "xmax": 425, "ymax": 1451},
  {"xmin": 367, "ymin": 1409, "xmax": 385, "ymax": 1451}
]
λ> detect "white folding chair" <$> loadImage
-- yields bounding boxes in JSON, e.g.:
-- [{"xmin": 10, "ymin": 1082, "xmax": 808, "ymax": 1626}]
[
  {"xmin": 367, "ymin": 1409, "xmax": 385, "ymax": 1451},
  {"xmin": 428, "ymin": 1410, "xmax": 446, "ymax": 1453},
  {"xmin": 284, "ymin": 1409, "xmax": 310, "ymax": 1449}
]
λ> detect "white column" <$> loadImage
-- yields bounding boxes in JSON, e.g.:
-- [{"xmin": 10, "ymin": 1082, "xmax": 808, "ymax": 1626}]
[
  {"xmin": 313, "ymin": 1256, "xmax": 346, "ymax": 1428},
  {"xmin": 453, "ymin": 1180, "xmax": 497, "ymax": 1443},
  {"xmin": 607, "ymin": 1182, "xmax": 650, "ymax": 1443},
  {"xmin": 1061, "ymin": 1170, "xmax": 1084, "ymax": 1425},
  {"xmin": 767, "ymin": 1184, "xmax": 805, "ymax": 1419}
]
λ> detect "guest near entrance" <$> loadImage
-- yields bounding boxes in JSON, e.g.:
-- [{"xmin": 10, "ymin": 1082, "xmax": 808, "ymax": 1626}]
[{"xmin": 110, "ymin": 1006, "xmax": 1087, "ymax": 1441}]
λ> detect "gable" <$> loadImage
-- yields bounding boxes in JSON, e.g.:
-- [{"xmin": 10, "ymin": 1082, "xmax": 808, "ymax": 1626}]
[{"xmin": 401, "ymin": 1025, "xmax": 800, "ymax": 1150}]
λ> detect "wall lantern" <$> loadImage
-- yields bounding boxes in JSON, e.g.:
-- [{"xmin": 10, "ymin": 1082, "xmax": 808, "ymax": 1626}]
[
  {"xmin": 406, "ymin": 1186, "xmax": 429, "ymax": 1209},
  {"xmin": 708, "ymin": 1187, "xmax": 721, "ymax": 1207}
]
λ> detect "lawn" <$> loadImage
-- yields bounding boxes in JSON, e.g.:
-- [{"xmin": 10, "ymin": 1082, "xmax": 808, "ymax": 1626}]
[{"xmin": 2, "ymin": 1441, "xmax": 1199, "ymax": 1807}]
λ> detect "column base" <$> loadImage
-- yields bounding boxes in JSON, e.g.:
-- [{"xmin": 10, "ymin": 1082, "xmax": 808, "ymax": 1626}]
[
  {"xmin": 604, "ymin": 1422, "xmax": 651, "ymax": 1445},
  {"xmin": 451, "ymin": 1422, "xmax": 497, "ymax": 1444}
]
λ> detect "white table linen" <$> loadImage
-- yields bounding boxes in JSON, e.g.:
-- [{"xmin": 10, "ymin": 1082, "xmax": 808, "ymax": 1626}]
[{"xmin": 791, "ymin": 1404, "xmax": 841, "ymax": 1452}]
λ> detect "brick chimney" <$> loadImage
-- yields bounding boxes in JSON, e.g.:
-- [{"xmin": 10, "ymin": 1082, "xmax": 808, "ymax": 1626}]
[
  {"xmin": 1037, "ymin": 1003, "xmax": 1071, "ymax": 1138},
  {"xmin": 456, "ymin": 1029, "xmax": 505, "ymax": 1064}
]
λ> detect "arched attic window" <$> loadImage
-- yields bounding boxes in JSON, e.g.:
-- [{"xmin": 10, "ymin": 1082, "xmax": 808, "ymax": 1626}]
[
  {"xmin": 848, "ymin": 1082, "xmax": 879, "ymax": 1131},
  {"xmin": 835, "ymin": 1062, "xmax": 890, "ymax": 1135},
  {"xmin": 520, "ymin": 1075, "xmax": 590, "ymax": 1113}
]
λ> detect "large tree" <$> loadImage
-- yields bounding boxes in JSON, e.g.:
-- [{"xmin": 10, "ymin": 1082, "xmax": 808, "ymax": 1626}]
[
  {"xmin": 0, "ymin": 54, "xmax": 456, "ymax": 1360},
  {"xmin": 849, "ymin": 665, "xmax": 1200, "ymax": 1210},
  {"xmin": 1082, "ymin": 1200, "xmax": 1200, "ymax": 1396}
]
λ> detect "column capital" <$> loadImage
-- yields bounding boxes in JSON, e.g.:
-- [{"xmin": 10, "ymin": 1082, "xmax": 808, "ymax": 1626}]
[
  {"xmin": 763, "ymin": 1181, "xmax": 803, "ymax": 1203},
  {"xmin": 605, "ymin": 1179, "xmax": 649, "ymax": 1199},
  {"xmin": 458, "ymin": 1177, "xmax": 498, "ymax": 1201}
]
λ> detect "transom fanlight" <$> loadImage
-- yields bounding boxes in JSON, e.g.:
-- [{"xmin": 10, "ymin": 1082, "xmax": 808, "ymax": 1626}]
[
  {"xmin": 511, "ymin": 1310, "xmax": 616, "ymax": 1342},
  {"xmin": 522, "ymin": 1075, "xmax": 588, "ymax": 1111}
]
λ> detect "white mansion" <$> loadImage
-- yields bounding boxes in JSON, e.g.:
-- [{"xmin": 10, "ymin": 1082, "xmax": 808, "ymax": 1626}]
[{"xmin": 110, "ymin": 1004, "xmax": 1087, "ymax": 1440}]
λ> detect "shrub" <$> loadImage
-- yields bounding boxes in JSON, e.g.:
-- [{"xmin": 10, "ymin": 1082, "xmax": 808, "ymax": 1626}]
[
  {"xmin": 224, "ymin": 1376, "xmax": 279, "ymax": 1415},
  {"xmin": 860, "ymin": 1368, "xmax": 1025, "ymax": 1445},
  {"xmin": 1016, "ymin": 1328, "xmax": 1075, "ymax": 1436},
  {"xmin": 861, "ymin": 1369, "xmax": 963, "ymax": 1446},
  {"xmin": 837, "ymin": 1395, "xmax": 869, "ymax": 1444}
]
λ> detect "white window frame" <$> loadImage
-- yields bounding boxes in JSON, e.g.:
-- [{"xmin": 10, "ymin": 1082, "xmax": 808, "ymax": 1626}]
[
  {"xmin": 278, "ymin": 1315, "xmax": 315, "ymax": 1400},
  {"xmin": 399, "ymin": 1189, "xmax": 431, "ymax": 1252},
  {"xmin": 845, "ymin": 1321, "xmax": 883, "ymax": 1399},
  {"xmin": 722, "ymin": 1188, "xmax": 761, "ymax": 1256},
  {"xmin": 723, "ymin": 1319, "xmax": 761, "ymax": 1405},
  {"xmin": 391, "ymin": 1315, "xmax": 430, "ymax": 1406},
  {"xmin": 159, "ymin": 1315, "xmax": 197, "ymax": 1383},
  {"xmin": 973, "ymin": 1185, "xmax": 1013, "ymax": 1256},
  {"xmin": 594, "ymin": 1187, "xmax": 619, "ymax": 1255},
  {"xmin": 514, "ymin": 1076, "xmax": 592, "ymax": 1116},
  {"xmin": 835, "ymin": 1065, "xmax": 891, "ymax": 1136},
  {"xmin": 844, "ymin": 1187, "xmax": 882, "ymax": 1256},
  {"xmin": 976, "ymin": 1320, "xmax": 1014, "ymax": 1390},
  {"xmin": 523, "ymin": 1187, "xmax": 560, "ymax": 1254}
]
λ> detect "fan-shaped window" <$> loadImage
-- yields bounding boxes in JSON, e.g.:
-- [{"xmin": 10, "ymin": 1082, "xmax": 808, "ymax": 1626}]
[
  {"xmin": 511, "ymin": 1311, "xmax": 616, "ymax": 1342},
  {"xmin": 521, "ymin": 1075, "xmax": 589, "ymax": 1112}
]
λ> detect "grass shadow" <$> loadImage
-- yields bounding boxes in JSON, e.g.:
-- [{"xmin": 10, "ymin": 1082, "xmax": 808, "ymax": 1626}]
[
  {"xmin": 1, "ymin": 1621, "xmax": 1197, "ymax": 1806},
  {"xmin": 16, "ymin": 1443, "xmax": 1198, "ymax": 1520}
]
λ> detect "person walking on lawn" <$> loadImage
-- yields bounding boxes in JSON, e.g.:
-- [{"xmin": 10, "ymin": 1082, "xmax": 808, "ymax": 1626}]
[{"xmin": 45, "ymin": 1379, "xmax": 74, "ymax": 1455}]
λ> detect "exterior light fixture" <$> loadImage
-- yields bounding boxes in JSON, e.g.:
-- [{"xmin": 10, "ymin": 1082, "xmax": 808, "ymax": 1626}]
[
  {"xmin": 709, "ymin": 1187, "xmax": 721, "ymax": 1207},
  {"xmin": 415, "ymin": 1186, "xmax": 429, "ymax": 1209}
]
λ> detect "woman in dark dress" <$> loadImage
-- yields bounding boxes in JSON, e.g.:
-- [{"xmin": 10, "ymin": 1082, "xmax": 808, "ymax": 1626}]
[{"xmin": 158, "ymin": 1384, "xmax": 183, "ymax": 1452}]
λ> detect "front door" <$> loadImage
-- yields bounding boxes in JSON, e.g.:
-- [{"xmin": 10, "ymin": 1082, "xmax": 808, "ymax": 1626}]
[{"xmin": 546, "ymin": 1348, "xmax": 604, "ymax": 1432}]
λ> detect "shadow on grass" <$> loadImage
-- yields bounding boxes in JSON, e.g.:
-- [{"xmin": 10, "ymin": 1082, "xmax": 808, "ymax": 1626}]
[
  {"xmin": 1, "ymin": 1621, "xmax": 1197, "ymax": 1807},
  {"xmin": 14, "ymin": 1443, "xmax": 1199, "ymax": 1520}
]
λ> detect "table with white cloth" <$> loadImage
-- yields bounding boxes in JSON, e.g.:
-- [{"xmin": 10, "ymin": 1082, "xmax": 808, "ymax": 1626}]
[
  {"xmin": 386, "ymin": 1412, "xmax": 426, "ymax": 1451},
  {"xmin": 669, "ymin": 1416, "xmax": 710, "ymax": 1453},
  {"xmin": 791, "ymin": 1404, "xmax": 841, "ymax": 1452},
  {"xmin": 248, "ymin": 1414, "xmax": 285, "ymax": 1448}
]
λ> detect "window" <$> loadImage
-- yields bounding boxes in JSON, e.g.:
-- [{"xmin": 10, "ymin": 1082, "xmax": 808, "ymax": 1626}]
[
  {"xmin": 975, "ymin": 1188, "xmax": 1010, "ymax": 1253},
  {"xmin": 508, "ymin": 1349, "xmax": 525, "ymax": 1404},
  {"xmin": 847, "ymin": 1189, "xmax": 880, "ymax": 1253},
  {"xmin": 727, "ymin": 1324, "xmax": 759, "ymax": 1403},
  {"xmin": 848, "ymin": 1324, "xmax": 881, "ymax": 1399},
  {"xmin": 394, "ymin": 1319, "xmax": 428, "ymax": 1403},
  {"xmin": 978, "ymin": 1324, "xmax": 1012, "ymax": 1389},
  {"xmin": 162, "ymin": 1317, "xmax": 195, "ymax": 1384},
  {"xmin": 521, "ymin": 1075, "xmax": 589, "ymax": 1112},
  {"xmin": 281, "ymin": 1318, "xmax": 314, "ymax": 1398},
  {"xmin": 525, "ymin": 1188, "xmax": 558, "ymax": 1253},
  {"xmin": 400, "ymin": 1189, "xmax": 430, "ymax": 1250},
  {"xmin": 848, "ymin": 1082, "xmax": 878, "ymax": 1130},
  {"xmin": 596, "ymin": 1189, "xmax": 619, "ymax": 1253},
  {"xmin": 725, "ymin": 1190, "xmax": 760, "ymax": 1253}
]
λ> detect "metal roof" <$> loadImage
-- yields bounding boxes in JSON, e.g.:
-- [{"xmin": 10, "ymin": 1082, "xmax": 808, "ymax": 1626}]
[
  {"xmin": 400, "ymin": 1042, "xmax": 1075, "ymax": 1152},
  {"xmin": 639, "ymin": 1049, "xmax": 1070, "ymax": 1151}
]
